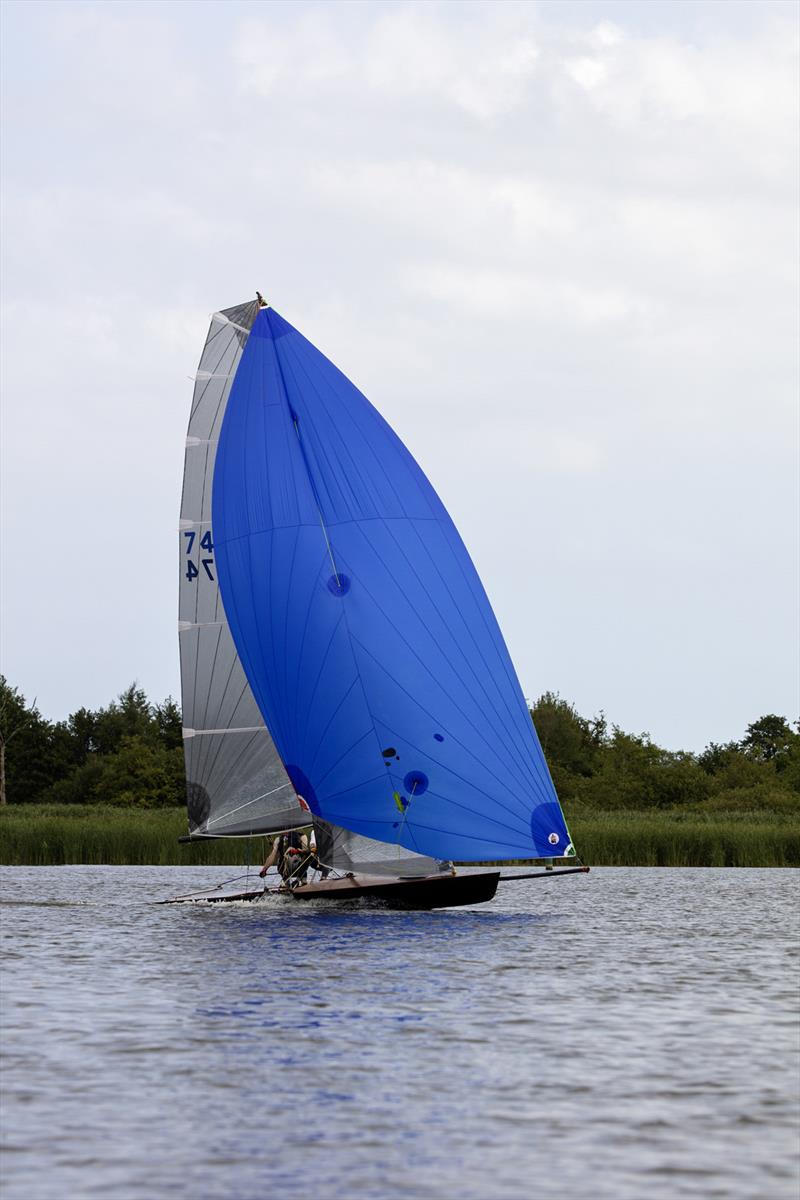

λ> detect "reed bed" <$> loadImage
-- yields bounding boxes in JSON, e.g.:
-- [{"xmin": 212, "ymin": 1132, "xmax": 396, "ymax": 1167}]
[
  {"xmin": 0, "ymin": 806, "xmax": 270, "ymax": 867},
  {"xmin": 570, "ymin": 809, "xmax": 799, "ymax": 868},
  {"xmin": 0, "ymin": 805, "xmax": 797, "ymax": 868}
]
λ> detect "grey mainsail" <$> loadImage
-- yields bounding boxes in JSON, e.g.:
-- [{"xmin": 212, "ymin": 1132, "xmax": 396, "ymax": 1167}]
[{"xmin": 179, "ymin": 301, "xmax": 304, "ymax": 838}]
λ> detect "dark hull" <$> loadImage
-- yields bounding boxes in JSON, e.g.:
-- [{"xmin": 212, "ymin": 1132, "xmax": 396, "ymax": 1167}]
[
  {"xmin": 290, "ymin": 870, "xmax": 500, "ymax": 909},
  {"xmin": 163, "ymin": 871, "xmax": 500, "ymax": 909}
]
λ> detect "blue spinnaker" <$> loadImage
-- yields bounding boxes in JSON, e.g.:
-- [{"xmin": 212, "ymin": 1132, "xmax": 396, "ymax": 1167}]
[{"xmin": 212, "ymin": 306, "xmax": 571, "ymax": 861}]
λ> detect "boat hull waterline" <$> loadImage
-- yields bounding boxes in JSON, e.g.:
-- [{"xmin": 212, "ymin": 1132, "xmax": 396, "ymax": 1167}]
[
  {"xmin": 162, "ymin": 866, "xmax": 589, "ymax": 909},
  {"xmin": 163, "ymin": 870, "xmax": 501, "ymax": 909}
]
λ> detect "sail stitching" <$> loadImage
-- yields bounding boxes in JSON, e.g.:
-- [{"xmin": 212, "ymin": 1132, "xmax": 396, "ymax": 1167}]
[
  {"xmin": 357, "ymin": 517, "xmax": 543, "ymax": 799},
  {"xmin": 340, "ymin": 556, "xmax": 539, "ymax": 810},
  {"xmin": 404, "ymin": 519, "xmax": 552, "ymax": 804},
  {"xmin": 348, "ymin": 633, "xmax": 533, "ymax": 829},
  {"xmin": 280, "ymin": 336, "xmax": 412, "ymax": 521}
]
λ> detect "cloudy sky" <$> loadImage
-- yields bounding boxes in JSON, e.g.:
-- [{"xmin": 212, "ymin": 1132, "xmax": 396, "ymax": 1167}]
[{"xmin": 1, "ymin": 0, "xmax": 797, "ymax": 751}]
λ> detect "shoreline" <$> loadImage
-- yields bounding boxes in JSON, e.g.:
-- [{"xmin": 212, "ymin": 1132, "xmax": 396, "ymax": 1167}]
[{"xmin": 1, "ymin": 805, "xmax": 797, "ymax": 869}]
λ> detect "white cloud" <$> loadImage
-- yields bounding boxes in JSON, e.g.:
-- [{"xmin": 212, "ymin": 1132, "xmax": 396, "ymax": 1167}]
[
  {"xmin": 366, "ymin": 6, "xmax": 540, "ymax": 120},
  {"xmin": 1, "ymin": 0, "xmax": 797, "ymax": 748}
]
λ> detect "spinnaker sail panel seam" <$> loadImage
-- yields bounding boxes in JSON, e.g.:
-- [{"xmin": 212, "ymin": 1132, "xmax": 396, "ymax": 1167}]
[
  {"xmin": 346, "ymin": 632, "xmax": 538, "ymax": 828},
  {"xmin": 309, "ymin": 730, "xmax": 378, "ymax": 790},
  {"xmin": 277, "ymin": 333, "xmax": 419, "ymax": 522},
  {"xmin": 287, "ymin": 545, "xmax": 340, "ymax": 738},
  {"xmin": 295, "ymin": 610, "xmax": 350, "ymax": 766},
  {"xmin": 320, "ymin": 809, "xmax": 533, "ymax": 853},
  {"xmin": 281, "ymin": 524, "xmax": 301, "ymax": 738},
  {"xmin": 305, "ymin": 676, "xmax": 361, "ymax": 777},
  {"xmin": 439, "ymin": 516, "xmax": 536, "ymax": 733},
  {"xmin": 403, "ymin": 518, "xmax": 553, "ymax": 803},
  {"xmin": 349, "ymin": 516, "xmax": 546, "ymax": 801},
  {"xmin": 339, "ymin": 550, "xmax": 544, "ymax": 808}
]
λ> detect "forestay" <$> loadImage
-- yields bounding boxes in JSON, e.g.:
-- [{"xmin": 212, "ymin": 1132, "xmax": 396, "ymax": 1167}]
[
  {"xmin": 212, "ymin": 304, "xmax": 575, "ymax": 861},
  {"xmin": 179, "ymin": 301, "xmax": 305, "ymax": 838}
]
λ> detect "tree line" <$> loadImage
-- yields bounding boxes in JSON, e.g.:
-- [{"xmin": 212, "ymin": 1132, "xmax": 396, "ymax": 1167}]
[
  {"xmin": 531, "ymin": 692, "xmax": 799, "ymax": 813},
  {"xmin": 0, "ymin": 679, "xmax": 183, "ymax": 809},
  {"xmin": 0, "ymin": 676, "xmax": 798, "ymax": 813}
]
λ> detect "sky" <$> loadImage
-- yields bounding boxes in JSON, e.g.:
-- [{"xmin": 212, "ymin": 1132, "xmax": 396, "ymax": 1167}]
[{"xmin": 1, "ymin": 0, "xmax": 798, "ymax": 752}]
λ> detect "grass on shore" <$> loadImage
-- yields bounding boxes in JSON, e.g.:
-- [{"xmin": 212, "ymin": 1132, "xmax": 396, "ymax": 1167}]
[
  {"xmin": 0, "ymin": 804, "xmax": 797, "ymax": 868},
  {"xmin": 0, "ymin": 806, "xmax": 262, "ymax": 867}
]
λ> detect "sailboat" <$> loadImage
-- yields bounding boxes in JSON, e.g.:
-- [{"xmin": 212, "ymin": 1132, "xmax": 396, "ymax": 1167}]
[{"xmin": 170, "ymin": 296, "xmax": 587, "ymax": 908}]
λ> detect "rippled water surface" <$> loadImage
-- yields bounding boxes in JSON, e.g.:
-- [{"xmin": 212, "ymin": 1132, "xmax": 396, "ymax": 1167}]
[{"xmin": 1, "ymin": 866, "xmax": 798, "ymax": 1200}]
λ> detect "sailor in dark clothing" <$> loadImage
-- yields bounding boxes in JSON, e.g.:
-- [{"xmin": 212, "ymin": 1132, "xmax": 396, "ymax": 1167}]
[
  {"xmin": 259, "ymin": 829, "xmax": 311, "ymax": 886},
  {"xmin": 259, "ymin": 803, "xmax": 330, "ymax": 887}
]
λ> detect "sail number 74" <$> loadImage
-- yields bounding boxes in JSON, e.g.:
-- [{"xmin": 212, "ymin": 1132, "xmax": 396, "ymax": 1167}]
[{"xmin": 184, "ymin": 530, "xmax": 214, "ymax": 582}]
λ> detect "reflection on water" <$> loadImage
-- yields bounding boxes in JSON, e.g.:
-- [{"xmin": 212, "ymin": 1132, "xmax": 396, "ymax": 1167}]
[{"xmin": 1, "ymin": 866, "xmax": 798, "ymax": 1200}]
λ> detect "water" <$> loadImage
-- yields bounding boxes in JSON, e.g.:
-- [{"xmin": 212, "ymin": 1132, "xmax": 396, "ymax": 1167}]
[{"xmin": 1, "ymin": 866, "xmax": 798, "ymax": 1200}]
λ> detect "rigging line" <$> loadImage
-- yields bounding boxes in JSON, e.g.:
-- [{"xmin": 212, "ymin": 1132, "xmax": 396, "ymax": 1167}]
[
  {"xmin": 292, "ymin": 414, "xmax": 340, "ymax": 585},
  {"xmin": 393, "ymin": 776, "xmax": 418, "ymax": 848},
  {"xmin": 279, "ymin": 336, "xmax": 411, "ymax": 520},
  {"xmin": 272, "ymin": 345, "xmax": 431, "ymax": 818},
  {"xmin": 267, "ymin": 312, "xmax": 341, "ymax": 586}
]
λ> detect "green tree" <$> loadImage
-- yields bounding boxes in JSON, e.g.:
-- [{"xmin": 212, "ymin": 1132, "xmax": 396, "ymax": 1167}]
[
  {"xmin": 573, "ymin": 727, "xmax": 709, "ymax": 809},
  {"xmin": 154, "ymin": 697, "xmax": 183, "ymax": 750},
  {"xmin": 91, "ymin": 684, "xmax": 154, "ymax": 756},
  {"xmin": 530, "ymin": 692, "xmax": 606, "ymax": 777},
  {"xmin": 0, "ymin": 677, "xmax": 73, "ymax": 804},
  {"xmin": 698, "ymin": 741, "xmax": 741, "ymax": 774},
  {"xmin": 95, "ymin": 736, "xmax": 185, "ymax": 808},
  {"xmin": 741, "ymin": 715, "xmax": 799, "ymax": 768}
]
